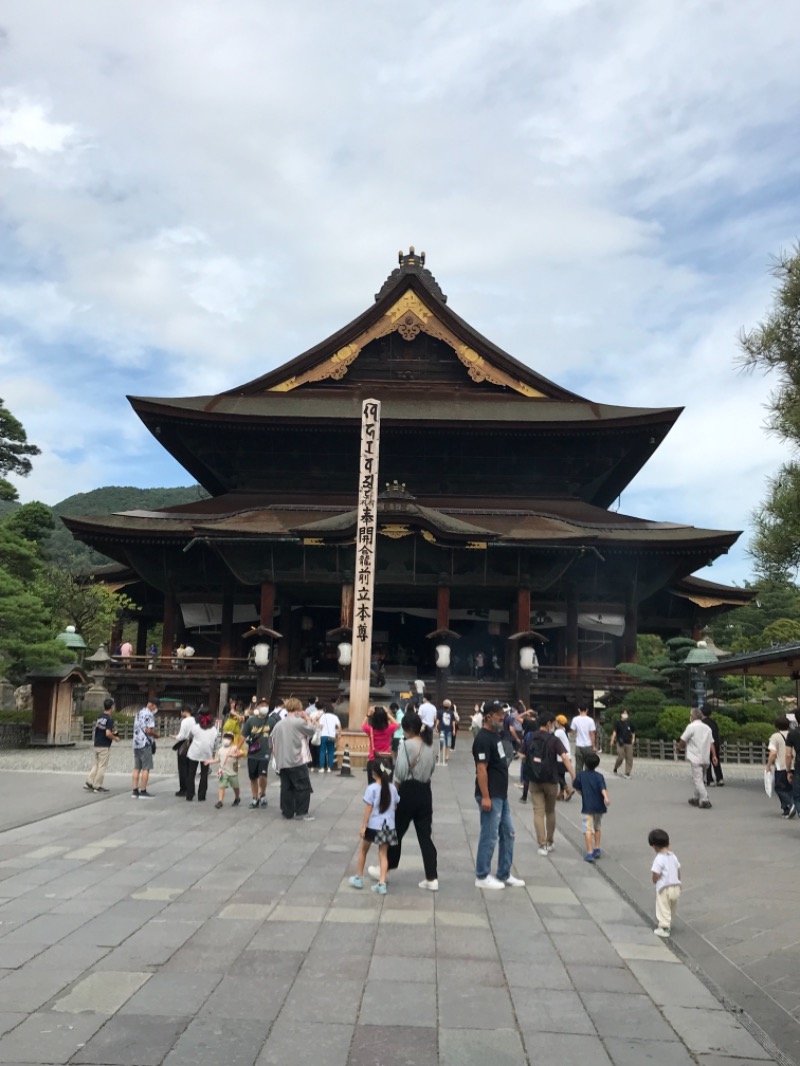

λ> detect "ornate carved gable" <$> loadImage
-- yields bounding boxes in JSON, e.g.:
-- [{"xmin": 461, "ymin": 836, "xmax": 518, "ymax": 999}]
[{"xmin": 268, "ymin": 289, "xmax": 546, "ymax": 398}]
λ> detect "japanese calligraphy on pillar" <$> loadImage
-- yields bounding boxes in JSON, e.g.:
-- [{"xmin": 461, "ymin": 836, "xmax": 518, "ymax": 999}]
[{"xmin": 349, "ymin": 399, "xmax": 381, "ymax": 729}]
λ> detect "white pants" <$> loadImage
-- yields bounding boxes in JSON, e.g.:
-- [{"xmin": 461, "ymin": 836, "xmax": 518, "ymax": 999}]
[
  {"xmin": 657, "ymin": 886, "xmax": 682, "ymax": 929},
  {"xmin": 656, "ymin": 885, "xmax": 681, "ymax": 929},
  {"xmin": 690, "ymin": 761, "xmax": 709, "ymax": 803}
]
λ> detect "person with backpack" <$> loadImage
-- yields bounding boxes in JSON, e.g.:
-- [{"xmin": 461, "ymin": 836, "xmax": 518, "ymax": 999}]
[
  {"xmin": 521, "ymin": 711, "xmax": 575, "ymax": 857},
  {"xmin": 241, "ymin": 699, "xmax": 274, "ymax": 808}
]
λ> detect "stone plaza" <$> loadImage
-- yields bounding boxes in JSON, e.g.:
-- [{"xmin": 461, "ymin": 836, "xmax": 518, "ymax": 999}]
[{"xmin": 0, "ymin": 747, "xmax": 789, "ymax": 1066}]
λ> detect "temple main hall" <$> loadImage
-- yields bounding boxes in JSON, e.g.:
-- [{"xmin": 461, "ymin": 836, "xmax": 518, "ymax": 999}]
[{"xmin": 66, "ymin": 250, "xmax": 749, "ymax": 712}]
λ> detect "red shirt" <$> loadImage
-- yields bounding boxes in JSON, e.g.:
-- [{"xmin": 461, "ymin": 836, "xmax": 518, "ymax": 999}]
[{"xmin": 363, "ymin": 719, "xmax": 398, "ymax": 755}]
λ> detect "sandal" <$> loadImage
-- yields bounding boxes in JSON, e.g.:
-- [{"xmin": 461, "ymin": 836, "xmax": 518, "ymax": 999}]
[{"xmin": 564, "ymin": 789, "xmax": 575, "ymax": 802}]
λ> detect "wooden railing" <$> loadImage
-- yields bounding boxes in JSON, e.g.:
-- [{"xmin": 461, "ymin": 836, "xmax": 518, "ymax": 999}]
[
  {"xmin": 601, "ymin": 736, "xmax": 769, "ymax": 765},
  {"xmin": 109, "ymin": 655, "xmax": 252, "ymax": 672}
]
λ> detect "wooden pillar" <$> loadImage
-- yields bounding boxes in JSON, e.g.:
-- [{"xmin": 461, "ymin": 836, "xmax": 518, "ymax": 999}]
[
  {"xmin": 260, "ymin": 581, "xmax": 275, "ymax": 629},
  {"xmin": 437, "ymin": 584, "xmax": 450, "ymax": 631},
  {"xmin": 276, "ymin": 602, "xmax": 290, "ymax": 673},
  {"xmin": 160, "ymin": 597, "xmax": 176, "ymax": 665},
  {"xmin": 135, "ymin": 617, "xmax": 148, "ymax": 658},
  {"xmin": 517, "ymin": 585, "xmax": 531, "ymax": 633},
  {"xmin": 565, "ymin": 588, "xmax": 579, "ymax": 677},
  {"xmin": 623, "ymin": 591, "xmax": 638, "ymax": 663},
  {"xmin": 219, "ymin": 594, "xmax": 234, "ymax": 664},
  {"xmin": 341, "ymin": 582, "xmax": 354, "ymax": 629}
]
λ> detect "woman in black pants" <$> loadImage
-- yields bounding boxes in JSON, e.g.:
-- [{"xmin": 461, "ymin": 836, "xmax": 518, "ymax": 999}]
[
  {"xmin": 185, "ymin": 714, "xmax": 218, "ymax": 802},
  {"xmin": 374, "ymin": 712, "xmax": 438, "ymax": 890}
]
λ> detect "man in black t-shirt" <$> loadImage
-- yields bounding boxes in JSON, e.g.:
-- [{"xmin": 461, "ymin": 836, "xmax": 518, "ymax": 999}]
[
  {"xmin": 84, "ymin": 698, "xmax": 119, "ymax": 793},
  {"xmin": 611, "ymin": 709, "xmax": 636, "ymax": 778},
  {"xmin": 472, "ymin": 701, "xmax": 526, "ymax": 891}
]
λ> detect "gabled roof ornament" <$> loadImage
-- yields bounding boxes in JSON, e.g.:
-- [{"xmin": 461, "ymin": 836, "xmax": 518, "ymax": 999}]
[{"xmin": 375, "ymin": 247, "xmax": 447, "ymax": 303}]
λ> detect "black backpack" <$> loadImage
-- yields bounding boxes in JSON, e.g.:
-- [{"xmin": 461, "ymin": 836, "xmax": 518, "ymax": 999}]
[{"xmin": 524, "ymin": 731, "xmax": 557, "ymax": 784}]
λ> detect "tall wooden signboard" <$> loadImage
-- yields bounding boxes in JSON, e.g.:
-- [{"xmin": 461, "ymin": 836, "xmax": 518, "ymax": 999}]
[{"xmin": 348, "ymin": 399, "xmax": 381, "ymax": 729}]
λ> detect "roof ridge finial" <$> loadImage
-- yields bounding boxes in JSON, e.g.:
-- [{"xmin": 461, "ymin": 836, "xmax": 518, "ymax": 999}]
[{"xmin": 398, "ymin": 247, "xmax": 425, "ymax": 268}]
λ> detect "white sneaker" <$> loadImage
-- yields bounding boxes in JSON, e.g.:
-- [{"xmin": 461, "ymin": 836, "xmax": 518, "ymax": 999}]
[
  {"xmin": 653, "ymin": 927, "xmax": 670, "ymax": 938},
  {"xmin": 367, "ymin": 865, "xmax": 381, "ymax": 881},
  {"xmin": 537, "ymin": 846, "xmax": 550, "ymax": 856},
  {"xmin": 504, "ymin": 875, "xmax": 526, "ymax": 887},
  {"xmin": 475, "ymin": 875, "xmax": 505, "ymax": 890},
  {"xmin": 546, "ymin": 843, "xmax": 555, "ymax": 853},
  {"xmin": 419, "ymin": 879, "xmax": 439, "ymax": 891}
]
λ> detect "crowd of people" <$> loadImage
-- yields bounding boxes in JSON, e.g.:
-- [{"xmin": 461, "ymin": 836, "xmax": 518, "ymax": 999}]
[{"xmin": 82, "ymin": 690, "xmax": 697, "ymax": 936}]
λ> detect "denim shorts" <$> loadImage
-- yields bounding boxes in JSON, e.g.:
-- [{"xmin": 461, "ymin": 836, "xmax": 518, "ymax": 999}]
[{"xmin": 581, "ymin": 812, "xmax": 603, "ymax": 833}]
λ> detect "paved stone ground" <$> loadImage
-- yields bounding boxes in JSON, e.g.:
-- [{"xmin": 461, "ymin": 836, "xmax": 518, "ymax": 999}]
[
  {"xmin": 0, "ymin": 749, "xmax": 784, "ymax": 1066},
  {"xmin": 551, "ymin": 754, "xmax": 800, "ymax": 1065}
]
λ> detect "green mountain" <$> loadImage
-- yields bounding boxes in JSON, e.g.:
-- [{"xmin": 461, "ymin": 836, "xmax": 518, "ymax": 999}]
[{"xmin": 43, "ymin": 485, "xmax": 208, "ymax": 568}]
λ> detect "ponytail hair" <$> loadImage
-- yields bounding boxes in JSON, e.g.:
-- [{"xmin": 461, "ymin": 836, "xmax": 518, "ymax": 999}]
[
  {"xmin": 420, "ymin": 724, "xmax": 434, "ymax": 747},
  {"xmin": 368, "ymin": 759, "xmax": 393, "ymax": 813}
]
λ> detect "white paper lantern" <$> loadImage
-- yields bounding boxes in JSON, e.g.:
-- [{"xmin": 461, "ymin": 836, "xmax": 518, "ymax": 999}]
[
  {"xmin": 253, "ymin": 643, "xmax": 270, "ymax": 667},
  {"xmin": 519, "ymin": 646, "xmax": 535, "ymax": 671},
  {"xmin": 337, "ymin": 642, "xmax": 352, "ymax": 667},
  {"xmin": 435, "ymin": 644, "xmax": 451, "ymax": 669}
]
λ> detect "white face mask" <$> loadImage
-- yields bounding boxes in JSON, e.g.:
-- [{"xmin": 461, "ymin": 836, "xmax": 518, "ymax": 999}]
[
  {"xmin": 621, "ymin": 714, "xmax": 628, "ymax": 720},
  {"xmin": 222, "ymin": 738, "xmax": 232, "ymax": 747},
  {"xmin": 257, "ymin": 708, "xmax": 267, "ymax": 717}
]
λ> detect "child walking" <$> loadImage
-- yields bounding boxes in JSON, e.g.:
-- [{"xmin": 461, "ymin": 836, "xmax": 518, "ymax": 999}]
[
  {"xmin": 573, "ymin": 751, "xmax": 609, "ymax": 862},
  {"xmin": 649, "ymin": 828, "xmax": 681, "ymax": 938},
  {"xmin": 350, "ymin": 760, "xmax": 400, "ymax": 895},
  {"xmin": 206, "ymin": 731, "xmax": 243, "ymax": 809}
]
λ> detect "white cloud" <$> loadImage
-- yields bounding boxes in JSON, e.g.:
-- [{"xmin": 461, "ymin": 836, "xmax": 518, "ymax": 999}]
[{"xmin": 0, "ymin": 0, "xmax": 798, "ymax": 591}]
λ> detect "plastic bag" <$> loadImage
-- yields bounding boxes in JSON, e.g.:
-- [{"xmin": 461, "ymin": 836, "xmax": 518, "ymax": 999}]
[{"xmin": 764, "ymin": 770, "xmax": 773, "ymax": 798}]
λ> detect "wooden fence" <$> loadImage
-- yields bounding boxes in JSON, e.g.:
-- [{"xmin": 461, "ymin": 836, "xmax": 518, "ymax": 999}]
[{"xmin": 602, "ymin": 736, "xmax": 769, "ymax": 765}]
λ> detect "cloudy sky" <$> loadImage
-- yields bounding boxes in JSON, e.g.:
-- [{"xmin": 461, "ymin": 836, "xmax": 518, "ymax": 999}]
[{"xmin": 1, "ymin": 0, "xmax": 799, "ymax": 587}]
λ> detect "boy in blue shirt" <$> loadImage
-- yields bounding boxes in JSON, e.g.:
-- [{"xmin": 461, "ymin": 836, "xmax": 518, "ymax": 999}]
[{"xmin": 573, "ymin": 751, "xmax": 610, "ymax": 862}]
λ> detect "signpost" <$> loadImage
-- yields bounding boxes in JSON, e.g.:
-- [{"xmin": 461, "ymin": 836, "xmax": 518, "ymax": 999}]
[{"xmin": 348, "ymin": 399, "xmax": 381, "ymax": 729}]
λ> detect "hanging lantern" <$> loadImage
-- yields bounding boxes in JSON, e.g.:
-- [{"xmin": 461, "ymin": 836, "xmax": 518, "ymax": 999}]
[
  {"xmin": 519, "ymin": 646, "xmax": 535, "ymax": 671},
  {"xmin": 337, "ymin": 642, "xmax": 352, "ymax": 667},
  {"xmin": 253, "ymin": 643, "xmax": 270, "ymax": 667},
  {"xmin": 435, "ymin": 644, "xmax": 451, "ymax": 669}
]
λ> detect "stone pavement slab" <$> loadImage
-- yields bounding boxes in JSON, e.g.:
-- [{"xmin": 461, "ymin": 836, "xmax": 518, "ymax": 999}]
[{"xmin": 0, "ymin": 750, "xmax": 787, "ymax": 1066}]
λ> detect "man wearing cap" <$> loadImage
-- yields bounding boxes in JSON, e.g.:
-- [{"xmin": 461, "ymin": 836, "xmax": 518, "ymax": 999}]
[
  {"xmin": 472, "ymin": 700, "xmax": 526, "ymax": 890},
  {"xmin": 242, "ymin": 699, "xmax": 272, "ymax": 808},
  {"xmin": 270, "ymin": 697, "xmax": 317, "ymax": 820},
  {"xmin": 132, "ymin": 698, "xmax": 159, "ymax": 799}
]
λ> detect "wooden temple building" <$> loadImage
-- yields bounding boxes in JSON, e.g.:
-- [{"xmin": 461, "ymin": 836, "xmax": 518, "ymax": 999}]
[{"xmin": 65, "ymin": 250, "xmax": 751, "ymax": 712}]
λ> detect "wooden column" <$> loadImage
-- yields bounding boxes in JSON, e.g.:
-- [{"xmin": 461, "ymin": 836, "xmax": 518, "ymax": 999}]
[
  {"xmin": 135, "ymin": 617, "xmax": 148, "ymax": 658},
  {"xmin": 565, "ymin": 588, "xmax": 579, "ymax": 677},
  {"xmin": 437, "ymin": 584, "xmax": 450, "ymax": 631},
  {"xmin": 160, "ymin": 597, "xmax": 176, "ymax": 665},
  {"xmin": 517, "ymin": 585, "xmax": 531, "ymax": 633},
  {"xmin": 219, "ymin": 594, "xmax": 234, "ymax": 665},
  {"xmin": 623, "ymin": 591, "xmax": 638, "ymax": 663},
  {"xmin": 260, "ymin": 581, "xmax": 275, "ymax": 629},
  {"xmin": 276, "ymin": 602, "xmax": 290, "ymax": 673},
  {"xmin": 341, "ymin": 582, "xmax": 354, "ymax": 629}
]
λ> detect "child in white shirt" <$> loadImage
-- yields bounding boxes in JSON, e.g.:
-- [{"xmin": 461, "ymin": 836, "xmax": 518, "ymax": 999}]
[
  {"xmin": 649, "ymin": 828, "xmax": 681, "ymax": 938},
  {"xmin": 349, "ymin": 760, "xmax": 399, "ymax": 895}
]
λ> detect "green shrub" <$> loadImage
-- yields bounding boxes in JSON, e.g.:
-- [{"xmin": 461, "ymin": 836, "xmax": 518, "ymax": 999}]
[
  {"xmin": 714, "ymin": 714, "xmax": 738, "ymax": 740},
  {"xmin": 733, "ymin": 721, "xmax": 774, "ymax": 744},
  {"xmin": 657, "ymin": 705, "xmax": 691, "ymax": 739},
  {"xmin": 621, "ymin": 688, "xmax": 668, "ymax": 715},
  {"xmin": 0, "ymin": 709, "xmax": 33, "ymax": 723}
]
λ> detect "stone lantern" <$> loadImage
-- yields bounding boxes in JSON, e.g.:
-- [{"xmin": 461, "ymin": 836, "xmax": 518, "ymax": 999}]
[{"xmin": 83, "ymin": 644, "xmax": 113, "ymax": 714}]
